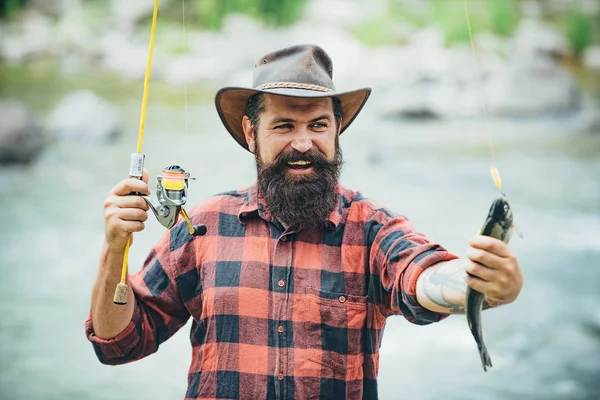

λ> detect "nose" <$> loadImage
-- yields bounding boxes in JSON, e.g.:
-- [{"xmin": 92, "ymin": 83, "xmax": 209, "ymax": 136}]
[{"xmin": 290, "ymin": 130, "xmax": 313, "ymax": 153}]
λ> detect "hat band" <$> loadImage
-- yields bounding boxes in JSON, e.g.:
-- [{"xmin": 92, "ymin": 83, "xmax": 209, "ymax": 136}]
[{"xmin": 255, "ymin": 82, "xmax": 335, "ymax": 93}]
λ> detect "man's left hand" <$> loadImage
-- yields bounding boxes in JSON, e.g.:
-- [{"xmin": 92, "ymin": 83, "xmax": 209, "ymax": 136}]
[{"xmin": 465, "ymin": 235, "xmax": 523, "ymax": 306}]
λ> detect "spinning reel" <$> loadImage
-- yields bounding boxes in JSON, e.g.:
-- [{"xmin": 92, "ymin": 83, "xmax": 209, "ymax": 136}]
[{"xmin": 143, "ymin": 165, "xmax": 207, "ymax": 236}]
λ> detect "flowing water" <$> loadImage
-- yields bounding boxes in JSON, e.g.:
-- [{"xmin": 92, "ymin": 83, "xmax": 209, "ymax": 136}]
[{"xmin": 0, "ymin": 67, "xmax": 599, "ymax": 399}]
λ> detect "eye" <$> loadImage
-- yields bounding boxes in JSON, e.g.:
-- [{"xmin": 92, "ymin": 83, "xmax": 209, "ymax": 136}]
[
  {"xmin": 274, "ymin": 124, "xmax": 293, "ymax": 130},
  {"xmin": 503, "ymin": 204, "xmax": 508, "ymax": 213},
  {"xmin": 311, "ymin": 122, "xmax": 328, "ymax": 130}
]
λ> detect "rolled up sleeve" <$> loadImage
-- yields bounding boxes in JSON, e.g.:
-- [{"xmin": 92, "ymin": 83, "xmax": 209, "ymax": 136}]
[
  {"xmin": 85, "ymin": 300, "xmax": 145, "ymax": 365},
  {"xmin": 370, "ymin": 215, "xmax": 459, "ymax": 325},
  {"xmin": 85, "ymin": 228, "xmax": 192, "ymax": 365}
]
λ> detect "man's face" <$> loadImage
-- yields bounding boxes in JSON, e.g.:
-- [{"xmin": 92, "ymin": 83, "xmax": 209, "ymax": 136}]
[
  {"xmin": 244, "ymin": 95, "xmax": 339, "ymax": 168},
  {"xmin": 242, "ymin": 95, "xmax": 343, "ymax": 229}
]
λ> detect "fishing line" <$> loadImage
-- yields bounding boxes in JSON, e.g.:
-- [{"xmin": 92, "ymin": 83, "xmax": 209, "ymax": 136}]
[{"xmin": 462, "ymin": 0, "xmax": 502, "ymax": 190}]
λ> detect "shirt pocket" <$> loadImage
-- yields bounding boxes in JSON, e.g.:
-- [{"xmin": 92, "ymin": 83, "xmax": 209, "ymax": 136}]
[{"xmin": 302, "ymin": 286, "xmax": 368, "ymax": 379}]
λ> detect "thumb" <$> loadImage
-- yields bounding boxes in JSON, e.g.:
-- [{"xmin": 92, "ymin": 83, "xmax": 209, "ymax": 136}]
[{"xmin": 142, "ymin": 168, "xmax": 149, "ymax": 184}]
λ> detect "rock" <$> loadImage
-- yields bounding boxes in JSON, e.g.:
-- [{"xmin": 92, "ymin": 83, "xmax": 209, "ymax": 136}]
[
  {"xmin": 97, "ymin": 29, "xmax": 163, "ymax": 80},
  {"xmin": 47, "ymin": 90, "xmax": 121, "ymax": 142},
  {"xmin": 376, "ymin": 79, "xmax": 441, "ymax": 120},
  {"xmin": 0, "ymin": 101, "xmax": 45, "ymax": 165},
  {"xmin": 583, "ymin": 46, "xmax": 600, "ymax": 71},
  {"xmin": 513, "ymin": 19, "xmax": 572, "ymax": 59},
  {"xmin": 520, "ymin": 0, "xmax": 544, "ymax": 18},
  {"xmin": 110, "ymin": 0, "xmax": 158, "ymax": 32},
  {"xmin": 487, "ymin": 54, "xmax": 581, "ymax": 116},
  {"xmin": 54, "ymin": 0, "xmax": 92, "ymax": 60},
  {"xmin": 26, "ymin": 0, "xmax": 65, "ymax": 16},
  {"xmin": 301, "ymin": 0, "xmax": 386, "ymax": 29},
  {"xmin": 580, "ymin": 98, "xmax": 600, "ymax": 134},
  {"xmin": 0, "ymin": 11, "xmax": 54, "ymax": 61}
]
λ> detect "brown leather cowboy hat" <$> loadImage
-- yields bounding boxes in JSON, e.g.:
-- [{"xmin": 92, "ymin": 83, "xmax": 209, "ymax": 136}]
[{"xmin": 215, "ymin": 44, "xmax": 371, "ymax": 151}]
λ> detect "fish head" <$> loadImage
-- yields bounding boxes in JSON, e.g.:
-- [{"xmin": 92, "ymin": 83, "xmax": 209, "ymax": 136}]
[{"xmin": 489, "ymin": 195, "xmax": 513, "ymax": 231}]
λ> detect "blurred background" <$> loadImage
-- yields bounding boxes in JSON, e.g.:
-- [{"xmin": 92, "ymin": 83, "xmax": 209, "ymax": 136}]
[{"xmin": 1, "ymin": 0, "xmax": 599, "ymax": 399}]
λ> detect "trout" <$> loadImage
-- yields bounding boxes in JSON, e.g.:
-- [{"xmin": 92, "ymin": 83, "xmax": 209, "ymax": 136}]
[{"xmin": 466, "ymin": 195, "xmax": 513, "ymax": 371}]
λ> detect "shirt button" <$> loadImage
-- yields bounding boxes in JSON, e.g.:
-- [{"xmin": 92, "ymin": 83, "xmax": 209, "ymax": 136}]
[
  {"xmin": 278, "ymin": 325, "xmax": 284, "ymax": 333},
  {"xmin": 278, "ymin": 373, "xmax": 284, "ymax": 381},
  {"xmin": 339, "ymin": 295, "xmax": 346, "ymax": 303},
  {"xmin": 278, "ymin": 280, "xmax": 285, "ymax": 288}
]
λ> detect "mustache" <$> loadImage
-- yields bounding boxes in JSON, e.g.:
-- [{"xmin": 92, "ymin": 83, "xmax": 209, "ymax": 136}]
[{"xmin": 268, "ymin": 148, "xmax": 342, "ymax": 171}]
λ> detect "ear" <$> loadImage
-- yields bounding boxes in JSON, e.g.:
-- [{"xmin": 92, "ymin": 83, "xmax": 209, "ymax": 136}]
[
  {"xmin": 242, "ymin": 116, "xmax": 256, "ymax": 153},
  {"xmin": 337, "ymin": 118, "xmax": 342, "ymax": 135}
]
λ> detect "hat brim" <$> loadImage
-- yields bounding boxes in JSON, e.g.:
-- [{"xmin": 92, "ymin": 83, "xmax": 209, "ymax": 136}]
[{"xmin": 215, "ymin": 86, "xmax": 372, "ymax": 151}]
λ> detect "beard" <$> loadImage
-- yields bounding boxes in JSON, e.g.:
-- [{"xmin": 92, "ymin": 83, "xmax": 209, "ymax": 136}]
[{"xmin": 255, "ymin": 139, "xmax": 343, "ymax": 230}]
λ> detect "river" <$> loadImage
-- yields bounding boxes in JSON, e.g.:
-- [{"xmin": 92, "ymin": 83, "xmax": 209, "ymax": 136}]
[{"xmin": 0, "ymin": 66, "xmax": 599, "ymax": 399}]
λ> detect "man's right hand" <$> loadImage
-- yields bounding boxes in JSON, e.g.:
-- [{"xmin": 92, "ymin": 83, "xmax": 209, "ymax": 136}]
[{"xmin": 104, "ymin": 168, "xmax": 151, "ymax": 250}]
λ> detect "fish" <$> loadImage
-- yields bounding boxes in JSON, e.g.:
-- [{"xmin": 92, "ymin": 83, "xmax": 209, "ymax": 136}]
[{"xmin": 465, "ymin": 194, "xmax": 513, "ymax": 371}]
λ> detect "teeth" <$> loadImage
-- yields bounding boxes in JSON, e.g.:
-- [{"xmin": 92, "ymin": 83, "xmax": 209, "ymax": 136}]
[{"xmin": 288, "ymin": 161, "xmax": 311, "ymax": 166}]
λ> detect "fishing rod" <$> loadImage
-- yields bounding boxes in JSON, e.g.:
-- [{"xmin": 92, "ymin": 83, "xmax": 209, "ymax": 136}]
[{"xmin": 113, "ymin": 0, "xmax": 206, "ymax": 305}]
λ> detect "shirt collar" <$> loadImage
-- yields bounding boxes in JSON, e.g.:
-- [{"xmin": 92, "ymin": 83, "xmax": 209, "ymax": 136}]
[{"xmin": 237, "ymin": 182, "xmax": 344, "ymax": 231}]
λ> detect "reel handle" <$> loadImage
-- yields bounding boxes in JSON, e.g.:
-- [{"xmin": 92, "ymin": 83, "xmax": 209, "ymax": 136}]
[{"xmin": 192, "ymin": 224, "xmax": 207, "ymax": 236}]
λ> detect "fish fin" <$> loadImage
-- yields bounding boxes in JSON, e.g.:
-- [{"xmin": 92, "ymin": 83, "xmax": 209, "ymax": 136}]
[
  {"xmin": 512, "ymin": 224, "xmax": 523, "ymax": 239},
  {"xmin": 480, "ymin": 344, "xmax": 493, "ymax": 372}
]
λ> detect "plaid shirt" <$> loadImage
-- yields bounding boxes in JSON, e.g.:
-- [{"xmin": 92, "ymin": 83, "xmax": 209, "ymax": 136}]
[{"xmin": 86, "ymin": 182, "xmax": 458, "ymax": 399}]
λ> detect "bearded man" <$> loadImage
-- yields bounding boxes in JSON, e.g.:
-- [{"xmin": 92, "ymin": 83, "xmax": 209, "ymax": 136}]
[{"xmin": 86, "ymin": 44, "xmax": 523, "ymax": 399}]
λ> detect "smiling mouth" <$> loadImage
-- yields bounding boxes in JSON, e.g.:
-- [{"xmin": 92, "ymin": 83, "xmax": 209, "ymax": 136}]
[{"xmin": 286, "ymin": 160, "xmax": 312, "ymax": 170}]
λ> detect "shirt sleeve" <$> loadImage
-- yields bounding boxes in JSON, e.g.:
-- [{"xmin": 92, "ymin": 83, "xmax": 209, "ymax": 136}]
[
  {"xmin": 369, "ymin": 213, "xmax": 459, "ymax": 325},
  {"xmin": 85, "ymin": 228, "xmax": 192, "ymax": 365}
]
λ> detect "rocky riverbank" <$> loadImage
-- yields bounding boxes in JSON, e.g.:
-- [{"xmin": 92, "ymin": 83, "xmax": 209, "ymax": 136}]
[{"xmin": 1, "ymin": 0, "xmax": 599, "ymax": 164}]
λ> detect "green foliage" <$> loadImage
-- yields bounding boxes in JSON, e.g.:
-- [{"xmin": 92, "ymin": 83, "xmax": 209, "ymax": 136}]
[
  {"xmin": 0, "ymin": 0, "xmax": 26, "ymax": 19},
  {"xmin": 561, "ymin": 11, "xmax": 595, "ymax": 56},
  {"xmin": 353, "ymin": 0, "xmax": 521, "ymax": 47},
  {"xmin": 487, "ymin": 0, "xmax": 519, "ymax": 37},
  {"xmin": 191, "ymin": 0, "xmax": 308, "ymax": 30},
  {"xmin": 431, "ymin": 0, "xmax": 473, "ymax": 45},
  {"xmin": 352, "ymin": 15, "xmax": 403, "ymax": 47}
]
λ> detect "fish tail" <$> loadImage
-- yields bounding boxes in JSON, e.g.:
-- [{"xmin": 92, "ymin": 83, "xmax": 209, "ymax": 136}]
[{"xmin": 479, "ymin": 343, "xmax": 493, "ymax": 372}]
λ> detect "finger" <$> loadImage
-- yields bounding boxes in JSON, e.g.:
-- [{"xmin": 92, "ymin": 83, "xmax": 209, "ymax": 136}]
[
  {"xmin": 466, "ymin": 246, "xmax": 505, "ymax": 270},
  {"xmin": 468, "ymin": 235, "xmax": 513, "ymax": 258},
  {"xmin": 142, "ymin": 168, "xmax": 149, "ymax": 185},
  {"xmin": 105, "ymin": 221, "xmax": 145, "ymax": 248},
  {"xmin": 467, "ymin": 273, "xmax": 514, "ymax": 304},
  {"xmin": 111, "ymin": 195, "xmax": 149, "ymax": 211},
  {"xmin": 465, "ymin": 274, "xmax": 492, "ymax": 295},
  {"xmin": 465, "ymin": 260, "xmax": 497, "ymax": 282},
  {"xmin": 116, "ymin": 208, "xmax": 149, "ymax": 223},
  {"xmin": 110, "ymin": 178, "xmax": 150, "ymax": 196},
  {"xmin": 119, "ymin": 220, "xmax": 146, "ymax": 233},
  {"xmin": 108, "ymin": 221, "xmax": 146, "ymax": 236}
]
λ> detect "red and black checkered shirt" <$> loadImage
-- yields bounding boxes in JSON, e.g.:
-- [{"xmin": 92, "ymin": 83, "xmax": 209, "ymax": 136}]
[{"xmin": 86, "ymin": 182, "xmax": 458, "ymax": 399}]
